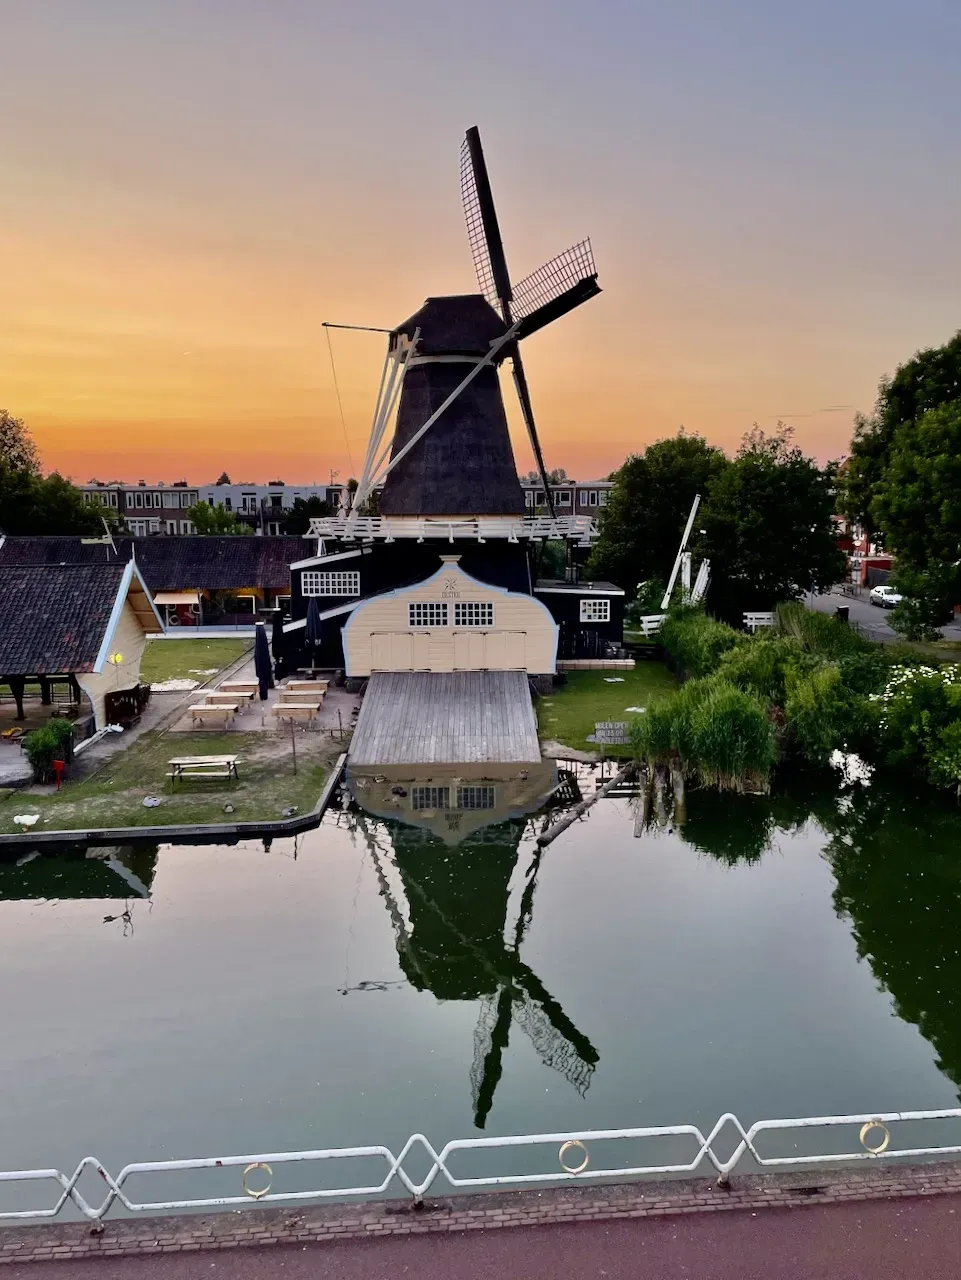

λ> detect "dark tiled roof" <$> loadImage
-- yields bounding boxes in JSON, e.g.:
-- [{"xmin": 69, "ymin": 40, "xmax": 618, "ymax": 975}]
[
  {"xmin": 392, "ymin": 295, "xmax": 507, "ymax": 357},
  {"xmin": 0, "ymin": 537, "xmax": 305, "ymax": 591},
  {"xmin": 0, "ymin": 563, "xmax": 127, "ymax": 675}
]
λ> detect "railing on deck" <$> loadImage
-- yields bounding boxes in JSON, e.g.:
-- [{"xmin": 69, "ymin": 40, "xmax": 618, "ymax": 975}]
[{"xmin": 3, "ymin": 1109, "xmax": 961, "ymax": 1222}]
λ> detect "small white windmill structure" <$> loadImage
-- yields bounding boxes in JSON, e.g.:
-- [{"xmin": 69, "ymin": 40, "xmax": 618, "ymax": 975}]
[{"xmin": 636, "ymin": 495, "xmax": 711, "ymax": 636}]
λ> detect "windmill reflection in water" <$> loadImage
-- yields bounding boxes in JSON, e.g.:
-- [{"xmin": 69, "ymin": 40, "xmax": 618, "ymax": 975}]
[{"xmin": 343, "ymin": 766, "xmax": 598, "ymax": 1128}]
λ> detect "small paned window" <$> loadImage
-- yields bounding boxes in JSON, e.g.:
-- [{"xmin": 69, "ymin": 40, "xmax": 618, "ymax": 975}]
[
  {"xmin": 302, "ymin": 570, "xmax": 361, "ymax": 597},
  {"xmin": 412, "ymin": 786, "xmax": 450, "ymax": 810},
  {"xmin": 588, "ymin": 490, "xmax": 599, "ymax": 506},
  {"xmin": 580, "ymin": 598, "xmax": 610, "ymax": 622},
  {"xmin": 408, "ymin": 602, "xmax": 448, "ymax": 627},
  {"xmin": 555, "ymin": 490, "xmax": 571, "ymax": 505},
  {"xmin": 457, "ymin": 786, "xmax": 495, "ymax": 810},
  {"xmin": 453, "ymin": 601, "xmax": 494, "ymax": 627}
]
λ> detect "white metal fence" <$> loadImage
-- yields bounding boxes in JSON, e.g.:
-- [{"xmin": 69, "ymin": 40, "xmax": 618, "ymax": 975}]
[{"xmin": 2, "ymin": 1109, "xmax": 961, "ymax": 1223}]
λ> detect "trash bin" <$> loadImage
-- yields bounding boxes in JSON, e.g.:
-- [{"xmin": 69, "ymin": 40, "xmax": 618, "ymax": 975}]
[{"xmin": 836, "ymin": 605, "xmax": 849, "ymax": 623}]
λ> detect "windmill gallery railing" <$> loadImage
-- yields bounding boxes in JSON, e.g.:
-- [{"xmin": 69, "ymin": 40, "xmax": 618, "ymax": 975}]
[{"xmin": 3, "ymin": 1109, "xmax": 961, "ymax": 1223}]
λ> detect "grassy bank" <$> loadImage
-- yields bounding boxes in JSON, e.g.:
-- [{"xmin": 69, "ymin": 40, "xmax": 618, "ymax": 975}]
[
  {"xmin": 537, "ymin": 666, "xmax": 678, "ymax": 753},
  {"xmin": 0, "ymin": 729, "xmax": 335, "ymax": 834},
  {"xmin": 140, "ymin": 637, "xmax": 252, "ymax": 685}
]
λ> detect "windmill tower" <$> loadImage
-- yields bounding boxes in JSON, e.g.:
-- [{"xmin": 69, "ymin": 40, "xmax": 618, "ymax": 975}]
[{"xmin": 285, "ymin": 127, "xmax": 623, "ymax": 676}]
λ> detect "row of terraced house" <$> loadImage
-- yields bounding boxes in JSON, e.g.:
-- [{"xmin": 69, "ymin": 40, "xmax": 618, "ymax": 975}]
[{"xmin": 78, "ymin": 478, "xmax": 613, "ymax": 536}]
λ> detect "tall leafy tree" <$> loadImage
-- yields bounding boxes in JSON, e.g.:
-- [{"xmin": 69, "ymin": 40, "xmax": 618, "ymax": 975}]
[
  {"xmin": 586, "ymin": 432, "xmax": 729, "ymax": 590},
  {"xmin": 0, "ymin": 409, "xmax": 115, "ymax": 534},
  {"xmin": 281, "ymin": 495, "xmax": 332, "ymax": 534},
  {"xmin": 0, "ymin": 409, "xmax": 40, "ymax": 474},
  {"xmin": 186, "ymin": 502, "xmax": 253, "ymax": 535},
  {"xmin": 703, "ymin": 425, "xmax": 845, "ymax": 621},
  {"xmin": 870, "ymin": 400, "xmax": 961, "ymax": 636},
  {"xmin": 841, "ymin": 331, "xmax": 961, "ymax": 533}
]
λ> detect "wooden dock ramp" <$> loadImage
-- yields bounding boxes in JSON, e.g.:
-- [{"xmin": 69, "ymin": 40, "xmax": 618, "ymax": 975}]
[{"xmin": 348, "ymin": 671, "xmax": 541, "ymax": 765}]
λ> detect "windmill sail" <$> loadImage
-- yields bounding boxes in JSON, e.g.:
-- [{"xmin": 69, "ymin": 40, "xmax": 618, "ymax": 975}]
[{"xmin": 511, "ymin": 240, "xmax": 601, "ymax": 340}]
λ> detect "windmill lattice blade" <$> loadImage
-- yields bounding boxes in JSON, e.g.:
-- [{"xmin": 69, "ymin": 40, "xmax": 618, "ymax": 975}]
[
  {"xmin": 510, "ymin": 239, "xmax": 598, "ymax": 321},
  {"xmin": 460, "ymin": 130, "xmax": 512, "ymax": 313}
]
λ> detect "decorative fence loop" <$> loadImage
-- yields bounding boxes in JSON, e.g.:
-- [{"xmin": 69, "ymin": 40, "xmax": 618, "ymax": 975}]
[{"xmin": 1, "ymin": 1108, "xmax": 958, "ymax": 1223}]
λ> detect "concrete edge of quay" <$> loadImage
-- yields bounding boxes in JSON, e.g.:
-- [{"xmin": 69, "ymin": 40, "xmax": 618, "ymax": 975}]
[{"xmin": 3, "ymin": 1160, "xmax": 961, "ymax": 1265}]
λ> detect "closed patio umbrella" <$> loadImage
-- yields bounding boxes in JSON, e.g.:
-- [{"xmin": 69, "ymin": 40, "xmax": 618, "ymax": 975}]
[
  {"xmin": 305, "ymin": 598, "xmax": 323, "ymax": 665},
  {"xmin": 254, "ymin": 623, "xmax": 274, "ymax": 700},
  {"xmin": 270, "ymin": 609, "xmax": 287, "ymax": 680}
]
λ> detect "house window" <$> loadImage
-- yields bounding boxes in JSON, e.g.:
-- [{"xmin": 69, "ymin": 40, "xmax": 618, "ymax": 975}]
[
  {"xmin": 128, "ymin": 519, "xmax": 147, "ymax": 535},
  {"xmin": 267, "ymin": 522, "xmax": 282, "ymax": 536},
  {"xmin": 180, "ymin": 520, "xmax": 194, "ymax": 534},
  {"xmin": 180, "ymin": 491, "xmax": 194, "ymax": 507},
  {"xmin": 454, "ymin": 601, "xmax": 494, "ymax": 627},
  {"xmin": 525, "ymin": 490, "xmax": 535, "ymax": 508},
  {"xmin": 165, "ymin": 520, "xmax": 178, "ymax": 534},
  {"xmin": 599, "ymin": 491, "xmax": 608, "ymax": 506},
  {"xmin": 411, "ymin": 786, "xmax": 450, "ymax": 810},
  {"xmin": 555, "ymin": 490, "xmax": 571, "ymax": 506},
  {"xmin": 163, "ymin": 491, "xmax": 177, "ymax": 508},
  {"xmin": 580, "ymin": 598, "xmax": 610, "ymax": 622},
  {"xmin": 587, "ymin": 490, "xmax": 599, "ymax": 506},
  {"xmin": 408, "ymin": 601, "xmax": 448, "ymax": 627},
  {"xmin": 241, "ymin": 492, "xmax": 257, "ymax": 513},
  {"xmin": 301, "ymin": 570, "xmax": 361, "ymax": 597},
  {"xmin": 133, "ymin": 491, "xmax": 144, "ymax": 508},
  {"xmin": 457, "ymin": 785, "xmax": 495, "ymax": 810}
]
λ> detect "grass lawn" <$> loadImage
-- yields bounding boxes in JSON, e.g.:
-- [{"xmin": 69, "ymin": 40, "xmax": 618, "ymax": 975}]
[
  {"xmin": 0, "ymin": 729, "xmax": 336, "ymax": 834},
  {"xmin": 537, "ymin": 664, "xmax": 678, "ymax": 753},
  {"xmin": 140, "ymin": 637, "xmax": 252, "ymax": 684}
]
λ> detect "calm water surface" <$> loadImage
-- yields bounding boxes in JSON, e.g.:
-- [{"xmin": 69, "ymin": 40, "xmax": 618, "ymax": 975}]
[{"xmin": 1, "ymin": 773, "xmax": 960, "ymax": 1203}]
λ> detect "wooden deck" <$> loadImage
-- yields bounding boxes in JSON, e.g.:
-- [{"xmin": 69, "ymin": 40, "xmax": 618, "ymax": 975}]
[{"xmin": 348, "ymin": 671, "xmax": 541, "ymax": 765}]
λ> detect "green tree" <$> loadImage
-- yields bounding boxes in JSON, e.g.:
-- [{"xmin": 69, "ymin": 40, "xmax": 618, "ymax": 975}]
[
  {"xmin": 0, "ymin": 411, "xmax": 116, "ymax": 535},
  {"xmin": 841, "ymin": 331, "xmax": 961, "ymax": 533},
  {"xmin": 186, "ymin": 502, "xmax": 253, "ymax": 535},
  {"xmin": 214, "ymin": 471, "xmax": 231, "ymax": 485},
  {"xmin": 0, "ymin": 409, "xmax": 40, "ymax": 474},
  {"xmin": 871, "ymin": 399, "xmax": 961, "ymax": 577},
  {"xmin": 586, "ymin": 432, "xmax": 729, "ymax": 590},
  {"xmin": 281, "ymin": 495, "xmax": 332, "ymax": 535},
  {"xmin": 702, "ymin": 425, "xmax": 845, "ymax": 621}
]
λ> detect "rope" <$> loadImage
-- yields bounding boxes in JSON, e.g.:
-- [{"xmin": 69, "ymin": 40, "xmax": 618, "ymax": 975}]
[{"xmin": 325, "ymin": 325, "xmax": 356, "ymax": 475}]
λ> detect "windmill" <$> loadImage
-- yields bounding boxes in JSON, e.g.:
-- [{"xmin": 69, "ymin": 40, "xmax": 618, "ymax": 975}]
[
  {"xmin": 353, "ymin": 808, "xmax": 598, "ymax": 1130},
  {"xmin": 349, "ymin": 127, "xmax": 601, "ymax": 524}
]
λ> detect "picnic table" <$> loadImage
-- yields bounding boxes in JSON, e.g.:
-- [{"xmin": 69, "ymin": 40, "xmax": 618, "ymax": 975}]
[
  {"xmin": 221, "ymin": 680, "xmax": 259, "ymax": 695},
  {"xmin": 272, "ymin": 702, "xmax": 321, "ymax": 724},
  {"xmin": 189, "ymin": 703, "xmax": 238, "ymax": 727},
  {"xmin": 167, "ymin": 754, "xmax": 240, "ymax": 785},
  {"xmin": 278, "ymin": 688, "xmax": 324, "ymax": 705},
  {"xmin": 285, "ymin": 679, "xmax": 329, "ymax": 693},
  {"xmin": 205, "ymin": 690, "xmax": 254, "ymax": 709}
]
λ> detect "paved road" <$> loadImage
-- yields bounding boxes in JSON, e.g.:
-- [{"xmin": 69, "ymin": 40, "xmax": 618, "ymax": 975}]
[
  {"xmin": 807, "ymin": 589, "xmax": 961, "ymax": 644},
  {"xmin": 10, "ymin": 1195, "xmax": 961, "ymax": 1280}
]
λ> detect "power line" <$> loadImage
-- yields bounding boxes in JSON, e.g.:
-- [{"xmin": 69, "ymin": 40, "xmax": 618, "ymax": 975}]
[{"xmin": 324, "ymin": 325, "xmax": 356, "ymax": 475}]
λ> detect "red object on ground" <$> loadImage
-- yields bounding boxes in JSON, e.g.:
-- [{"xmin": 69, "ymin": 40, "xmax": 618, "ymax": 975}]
[{"xmin": 52, "ymin": 758, "xmax": 66, "ymax": 791}]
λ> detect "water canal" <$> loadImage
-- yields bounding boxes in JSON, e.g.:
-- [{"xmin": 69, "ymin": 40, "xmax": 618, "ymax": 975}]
[{"xmin": 1, "ymin": 769, "xmax": 960, "ymax": 1210}]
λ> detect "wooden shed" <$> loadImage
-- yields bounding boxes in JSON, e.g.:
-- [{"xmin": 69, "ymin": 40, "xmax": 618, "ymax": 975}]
[{"xmin": 342, "ymin": 557, "xmax": 557, "ymax": 677}]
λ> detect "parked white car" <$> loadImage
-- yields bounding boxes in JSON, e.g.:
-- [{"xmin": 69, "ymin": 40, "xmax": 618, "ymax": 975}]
[{"xmin": 869, "ymin": 584, "xmax": 903, "ymax": 608}]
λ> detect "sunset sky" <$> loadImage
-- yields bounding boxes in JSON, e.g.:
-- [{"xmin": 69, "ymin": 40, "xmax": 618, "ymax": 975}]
[{"xmin": 3, "ymin": 0, "xmax": 961, "ymax": 484}]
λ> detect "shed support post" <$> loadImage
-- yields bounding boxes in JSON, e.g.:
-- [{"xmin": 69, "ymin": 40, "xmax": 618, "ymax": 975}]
[
  {"xmin": 39, "ymin": 677, "xmax": 51, "ymax": 706},
  {"xmin": 8, "ymin": 676, "xmax": 26, "ymax": 721}
]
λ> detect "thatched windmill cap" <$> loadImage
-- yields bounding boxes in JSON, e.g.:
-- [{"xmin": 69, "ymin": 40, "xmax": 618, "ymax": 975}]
[{"xmin": 392, "ymin": 294, "xmax": 508, "ymax": 358}]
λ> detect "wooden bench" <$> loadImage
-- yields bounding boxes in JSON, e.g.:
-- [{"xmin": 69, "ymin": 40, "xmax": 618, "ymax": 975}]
[
  {"xmin": 272, "ymin": 703, "xmax": 321, "ymax": 724},
  {"xmin": 189, "ymin": 703, "xmax": 238, "ymax": 727},
  {"xmin": 168, "ymin": 755, "xmax": 240, "ymax": 785},
  {"xmin": 285, "ymin": 679, "xmax": 329, "ymax": 694},
  {"xmin": 205, "ymin": 691, "xmax": 254, "ymax": 709},
  {"xmin": 221, "ymin": 680, "xmax": 259, "ymax": 695}
]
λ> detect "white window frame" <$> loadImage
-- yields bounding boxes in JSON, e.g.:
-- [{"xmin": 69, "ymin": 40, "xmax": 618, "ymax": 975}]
[
  {"xmin": 554, "ymin": 490, "xmax": 571, "ymax": 506},
  {"xmin": 408, "ymin": 601, "xmax": 449, "ymax": 627},
  {"xmin": 453, "ymin": 601, "xmax": 494, "ymax": 627},
  {"xmin": 525, "ymin": 490, "xmax": 535, "ymax": 508},
  {"xmin": 580, "ymin": 598, "xmax": 610, "ymax": 622},
  {"xmin": 599, "ymin": 491, "xmax": 608, "ymax": 506},
  {"xmin": 588, "ymin": 490, "xmax": 599, "ymax": 506},
  {"xmin": 411, "ymin": 785, "xmax": 450, "ymax": 810},
  {"xmin": 456, "ymin": 785, "xmax": 495, "ymax": 810},
  {"xmin": 301, "ymin": 570, "xmax": 361, "ymax": 597}
]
